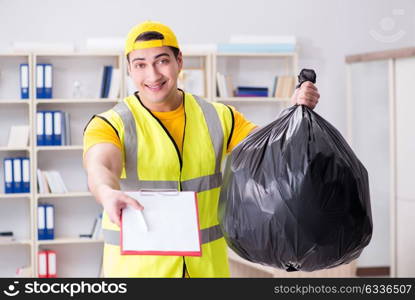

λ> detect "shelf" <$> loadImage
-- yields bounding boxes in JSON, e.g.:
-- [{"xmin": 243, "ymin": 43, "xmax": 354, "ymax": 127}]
[
  {"xmin": 37, "ymin": 192, "xmax": 92, "ymax": 199},
  {"xmin": 34, "ymin": 52, "xmax": 121, "ymax": 57},
  {"xmin": 216, "ymin": 52, "xmax": 297, "ymax": 57},
  {"xmin": 36, "ymin": 145, "xmax": 83, "ymax": 151},
  {"xmin": 216, "ymin": 97, "xmax": 291, "ymax": 103},
  {"xmin": 0, "ymin": 146, "xmax": 30, "ymax": 152},
  {"xmin": 0, "ymin": 239, "xmax": 32, "ymax": 246},
  {"xmin": 0, "ymin": 193, "xmax": 31, "ymax": 199},
  {"xmin": 35, "ymin": 98, "xmax": 119, "ymax": 104},
  {"xmin": 37, "ymin": 238, "xmax": 104, "ymax": 245},
  {"xmin": 0, "ymin": 100, "xmax": 30, "ymax": 104}
]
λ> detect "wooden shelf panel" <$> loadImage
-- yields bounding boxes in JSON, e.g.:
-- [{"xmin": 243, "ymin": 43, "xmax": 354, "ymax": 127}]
[
  {"xmin": 37, "ymin": 238, "xmax": 103, "ymax": 245},
  {"xmin": 37, "ymin": 192, "xmax": 92, "ymax": 199},
  {"xmin": 36, "ymin": 145, "xmax": 83, "ymax": 151}
]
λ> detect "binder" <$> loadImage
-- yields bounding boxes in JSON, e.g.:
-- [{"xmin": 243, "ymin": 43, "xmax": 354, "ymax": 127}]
[
  {"xmin": 12, "ymin": 158, "xmax": 22, "ymax": 193},
  {"xmin": 3, "ymin": 158, "xmax": 14, "ymax": 194},
  {"xmin": 44, "ymin": 111, "xmax": 53, "ymax": 146},
  {"xmin": 36, "ymin": 64, "xmax": 44, "ymax": 99},
  {"xmin": 36, "ymin": 111, "xmax": 45, "ymax": 146},
  {"xmin": 44, "ymin": 64, "xmax": 53, "ymax": 98},
  {"xmin": 45, "ymin": 204, "xmax": 55, "ymax": 240},
  {"xmin": 21, "ymin": 158, "xmax": 30, "ymax": 193},
  {"xmin": 20, "ymin": 63, "xmax": 29, "ymax": 99},
  {"xmin": 37, "ymin": 204, "xmax": 46, "ymax": 240},
  {"xmin": 37, "ymin": 251, "xmax": 48, "ymax": 278},
  {"xmin": 53, "ymin": 111, "xmax": 62, "ymax": 145},
  {"xmin": 46, "ymin": 250, "xmax": 57, "ymax": 278},
  {"xmin": 104, "ymin": 66, "xmax": 113, "ymax": 98}
]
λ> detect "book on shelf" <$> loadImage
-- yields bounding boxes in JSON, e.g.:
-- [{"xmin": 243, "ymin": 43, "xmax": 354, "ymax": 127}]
[
  {"xmin": 7, "ymin": 125, "xmax": 29, "ymax": 147},
  {"xmin": 178, "ymin": 69, "xmax": 205, "ymax": 97},
  {"xmin": 82, "ymin": 213, "xmax": 103, "ymax": 240},
  {"xmin": 37, "ymin": 110, "xmax": 71, "ymax": 146},
  {"xmin": 37, "ymin": 169, "xmax": 68, "ymax": 194},
  {"xmin": 216, "ymin": 72, "xmax": 234, "ymax": 98},
  {"xmin": 235, "ymin": 86, "xmax": 269, "ymax": 97},
  {"xmin": 100, "ymin": 65, "xmax": 120, "ymax": 98},
  {"xmin": 274, "ymin": 75, "xmax": 295, "ymax": 98},
  {"xmin": 38, "ymin": 204, "xmax": 54, "ymax": 240}
]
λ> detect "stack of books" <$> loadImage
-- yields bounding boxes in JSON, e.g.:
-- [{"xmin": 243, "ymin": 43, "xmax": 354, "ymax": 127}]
[{"xmin": 37, "ymin": 169, "xmax": 68, "ymax": 194}]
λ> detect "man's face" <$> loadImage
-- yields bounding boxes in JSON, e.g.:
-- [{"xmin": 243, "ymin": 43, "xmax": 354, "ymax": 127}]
[{"xmin": 128, "ymin": 46, "xmax": 182, "ymax": 104}]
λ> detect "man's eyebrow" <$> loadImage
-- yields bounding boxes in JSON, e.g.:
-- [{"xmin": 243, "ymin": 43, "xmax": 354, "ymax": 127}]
[{"xmin": 131, "ymin": 53, "xmax": 170, "ymax": 63}]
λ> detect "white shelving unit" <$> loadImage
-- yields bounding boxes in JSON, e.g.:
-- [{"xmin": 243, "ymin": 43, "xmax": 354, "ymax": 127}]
[
  {"xmin": 1, "ymin": 49, "xmax": 308, "ymax": 277},
  {"xmin": 346, "ymin": 47, "xmax": 415, "ymax": 277}
]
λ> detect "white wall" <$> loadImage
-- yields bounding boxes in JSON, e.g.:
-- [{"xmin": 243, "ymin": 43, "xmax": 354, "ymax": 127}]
[{"xmin": 1, "ymin": 0, "xmax": 414, "ymax": 268}]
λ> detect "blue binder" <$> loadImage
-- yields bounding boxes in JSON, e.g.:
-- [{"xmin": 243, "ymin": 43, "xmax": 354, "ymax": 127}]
[
  {"xmin": 44, "ymin": 64, "xmax": 53, "ymax": 99},
  {"xmin": 12, "ymin": 158, "xmax": 22, "ymax": 193},
  {"xmin": 3, "ymin": 158, "xmax": 14, "ymax": 194},
  {"xmin": 36, "ymin": 64, "xmax": 45, "ymax": 99},
  {"xmin": 20, "ymin": 64, "xmax": 29, "ymax": 99},
  {"xmin": 104, "ymin": 66, "xmax": 113, "ymax": 98},
  {"xmin": 52, "ymin": 111, "xmax": 62, "ymax": 146},
  {"xmin": 36, "ymin": 111, "xmax": 45, "ymax": 146},
  {"xmin": 45, "ymin": 204, "xmax": 55, "ymax": 240},
  {"xmin": 21, "ymin": 157, "xmax": 30, "ymax": 193},
  {"xmin": 44, "ymin": 111, "xmax": 54, "ymax": 146},
  {"xmin": 38, "ymin": 204, "xmax": 47, "ymax": 240}
]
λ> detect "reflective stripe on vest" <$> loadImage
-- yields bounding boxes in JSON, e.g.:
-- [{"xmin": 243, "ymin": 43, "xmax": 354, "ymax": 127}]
[
  {"xmin": 103, "ymin": 224, "xmax": 223, "ymax": 246},
  {"xmin": 112, "ymin": 95, "xmax": 224, "ymax": 192}
]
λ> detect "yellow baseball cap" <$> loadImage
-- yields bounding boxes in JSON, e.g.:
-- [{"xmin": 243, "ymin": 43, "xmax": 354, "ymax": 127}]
[{"xmin": 125, "ymin": 21, "xmax": 179, "ymax": 56}]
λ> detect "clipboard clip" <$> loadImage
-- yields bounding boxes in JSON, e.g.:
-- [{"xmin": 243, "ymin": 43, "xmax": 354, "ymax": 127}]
[{"xmin": 138, "ymin": 189, "xmax": 180, "ymax": 196}]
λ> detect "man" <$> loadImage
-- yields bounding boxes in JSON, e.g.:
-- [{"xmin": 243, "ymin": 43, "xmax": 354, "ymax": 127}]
[{"xmin": 83, "ymin": 21, "xmax": 320, "ymax": 278}]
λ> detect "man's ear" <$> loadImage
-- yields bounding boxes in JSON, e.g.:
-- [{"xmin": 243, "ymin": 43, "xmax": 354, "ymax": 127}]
[
  {"xmin": 177, "ymin": 51, "xmax": 183, "ymax": 71},
  {"xmin": 127, "ymin": 60, "xmax": 132, "ymax": 75}
]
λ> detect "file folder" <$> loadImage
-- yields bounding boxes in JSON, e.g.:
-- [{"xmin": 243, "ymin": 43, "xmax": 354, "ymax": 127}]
[
  {"xmin": 22, "ymin": 158, "xmax": 30, "ymax": 193},
  {"xmin": 121, "ymin": 191, "xmax": 201, "ymax": 256},
  {"xmin": 3, "ymin": 158, "xmax": 14, "ymax": 194},
  {"xmin": 44, "ymin": 64, "xmax": 53, "ymax": 98},
  {"xmin": 45, "ymin": 204, "xmax": 55, "ymax": 240},
  {"xmin": 12, "ymin": 158, "xmax": 22, "ymax": 193},
  {"xmin": 44, "ymin": 111, "xmax": 53, "ymax": 146},
  {"xmin": 36, "ymin": 111, "xmax": 45, "ymax": 146},
  {"xmin": 46, "ymin": 250, "xmax": 57, "ymax": 278},
  {"xmin": 36, "ymin": 64, "xmax": 44, "ymax": 99},
  {"xmin": 38, "ymin": 204, "xmax": 47, "ymax": 240},
  {"xmin": 20, "ymin": 63, "xmax": 29, "ymax": 99},
  {"xmin": 38, "ymin": 251, "xmax": 48, "ymax": 278},
  {"xmin": 53, "ymin": 111, "xmax": 62, "ymax": 145}
]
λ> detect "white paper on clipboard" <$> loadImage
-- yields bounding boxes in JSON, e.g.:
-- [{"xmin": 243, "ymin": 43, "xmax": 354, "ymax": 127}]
[{"xmin": 121, "ymin": 190, "xmax": 201, "ymax": 256}]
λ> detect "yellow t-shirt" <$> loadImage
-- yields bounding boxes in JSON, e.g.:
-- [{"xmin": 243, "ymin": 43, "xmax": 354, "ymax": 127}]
[{"xmin": 83, "ymin": 100, "xmax": 257, "ymax": 157}]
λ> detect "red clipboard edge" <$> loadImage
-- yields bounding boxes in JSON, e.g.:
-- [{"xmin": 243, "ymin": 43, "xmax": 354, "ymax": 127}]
[{"xmin": 120, "ymin": 191, "xmax": 202, "ymax": 257}]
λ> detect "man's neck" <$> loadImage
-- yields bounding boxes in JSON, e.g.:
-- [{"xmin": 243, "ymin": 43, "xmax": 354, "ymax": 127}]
[{"xmin": 139, "ymin": 89, "xmax": 183, "ymax": 112}]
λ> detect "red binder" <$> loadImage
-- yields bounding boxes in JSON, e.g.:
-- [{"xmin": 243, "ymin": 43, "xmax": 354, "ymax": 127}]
[
  {"xmin": 37, "ymin": 251, "xmax": 48, "ymax": 278},
  {"xmin": 46, "ymin": 250, "xmax": 57, "ymax": 278},
  {"xmin": 37, "ymin": 250, "xmax": 57, "ymax": 278}
]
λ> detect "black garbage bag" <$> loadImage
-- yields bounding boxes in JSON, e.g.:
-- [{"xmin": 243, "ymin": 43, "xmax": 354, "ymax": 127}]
[{"xmin": 218, "ymin": 71, "xmax": 372, "ymax": 272}]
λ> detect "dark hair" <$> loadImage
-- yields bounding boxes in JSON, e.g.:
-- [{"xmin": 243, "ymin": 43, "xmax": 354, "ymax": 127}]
[{"xmin": 126, "ymin": 31, "xmax": 180, "ymax": 62}]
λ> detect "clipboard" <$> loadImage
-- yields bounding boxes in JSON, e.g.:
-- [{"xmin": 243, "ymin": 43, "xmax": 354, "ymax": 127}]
[{"xmin": 120, "ymin": 190, "xmax": 202, "ymax": 256}]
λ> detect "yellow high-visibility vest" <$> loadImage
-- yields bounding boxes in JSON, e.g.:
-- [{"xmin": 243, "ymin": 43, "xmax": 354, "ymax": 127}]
[{"xmin": 97, "ymin": 92, "xmax": 234, "ymax": 277}]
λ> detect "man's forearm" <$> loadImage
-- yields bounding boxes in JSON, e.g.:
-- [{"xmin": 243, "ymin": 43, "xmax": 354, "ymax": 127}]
[{"xmin": 87, "ymin": 165, "xmax": 120, "ymax": 205}]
